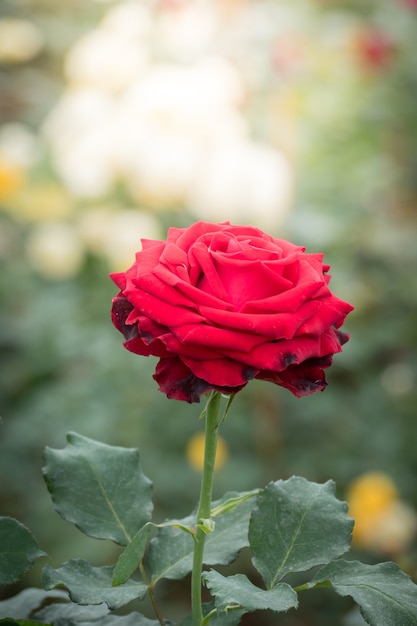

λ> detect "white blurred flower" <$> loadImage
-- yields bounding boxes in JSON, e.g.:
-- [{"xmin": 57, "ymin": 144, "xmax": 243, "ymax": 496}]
[
  {"xmin": 0, "ymin": 123, "xmax": 39, "ymax": 168},
  {"xmin": 43, "ymin": 89, "xmax": 118, "ymax": 197},
  {"xmin": 77, "ymin": 207, "xmax": 116, "ymax": 255},
  {"xmin": 189, "ymin": 139, "xmax": 293, "ymax": 232},
  {"xmin": 45, "ymin": 54, "xmax": 246, "ymax": 202},
  {"xmin": 65, "ymin": 2, "xmax": 151, "ymax": 91},
  {"xmin": 117, "ymin": 58, "xmax": 244, "ymax": 141},
  {"xmin": 26, "ymin": 223, "xmax": 85, "ymax": 280},
  {"xmin": 0, "ymin": 18, "xmax": 44, "ymax": 63},
  {"xmin": 122, "ymin": 129, "xmax": 201, "ymax": 207},
  {"xmin": 223, "ymin": 2, "xmax": 303, "ymax": 87},
  {"xmin": 114, "ymin": 59, "xmax": 246, "ymax": 206},
  {"xmin": 101, "ymin": 1, "xmax": 153, "ymax": 38},
  {"xmin": 65, "ymin": 30, "xmax": 148, "ymax": 92},
  {"xmin": 156, "ymin": 1, "xmax": 218, "ymax": 60},
  {"xmin": 103, "ymin": 210, "xmax": 161, "ymax": 270},
  {"xmin": 46, "ymin": 0, "xmax": 305, "ymax": 223},
  {"xmin": 78, "ymin": 208, "xmax": 161, "ymax": 270}
]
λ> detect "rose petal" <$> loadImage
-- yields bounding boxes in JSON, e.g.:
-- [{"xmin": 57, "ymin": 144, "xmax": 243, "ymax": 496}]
[
  {"xmin": 211, "ymin": 256, "xmax": 293, "ymax": 310},
  {"xmin": 172, "ymin": 323, "xmax": 265, "ymax": 352},
  {"xmin": 256, "ymin": 362, "xmax": 328, "ymax": 397},
  {"xmin": 181, "ymin": 354, "xmax": 259, "ymax": 388},
  {"xmin": 153, "ymin": 357, "xmax": 212, "ymax": 403},
  {"xmin": 124, "ymin": 289, "xmax": 204, "ymax": 327},
  {"xmin": 241, "ymin": 281, "xmax": 326, "ymax": 314},
  {"xmin": 198, "ymin": 303, "xmax": 318, "ymax": 338},
  {"xmin": 296, "ymin": 298, "xmax": 354, "ymax": 336}
]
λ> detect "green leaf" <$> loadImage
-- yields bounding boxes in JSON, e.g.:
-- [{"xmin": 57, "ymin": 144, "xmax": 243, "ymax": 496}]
[
  {"xmin": 210, "ymin": 490, "xmax": 259, "ymax": 518},
  {"xmin": 41, "ymin": 559, "xmax": 147, "ymax": 610},
  {"xmin": 249, "ymin": 477, "xmax": 353, "ymax": 588},
  {"xmin": 0, "ymin": 617, "xmax": 50, "ymax": 626},
  {"xmin": 307, "ymin": 559, "xmax": 417, "ymax": 626},
  {"xmin": 0, "ymin": 589, "xmax": 67, "ymax": 620},
  {"xmin": 43, "ymin": 432, "xmax": 153, "ymax": 545},
  {"xmin": 145, "ymin": 493, "xmax": 254, "ymax": 583},
  {"xmin": 113, "ymin": 517, "xmax": 204, "ymax": 587},
  {"xmin": 113, "ymin": 523, "xmax": 152, "ymax": 586},
  {"xmin": 34, "ymin": 601, "xmax": 109, "ymax": 623},
  {"xmin": 179, "ymin": 601, "xmax": 244, "ymax": 626},
  {"xmin": 81, "ymin": 616, "xmax": 163, "ymax": 626},
  {"xmin": 0, "ymin": 518, "xmax": 46, "ymax": 585},
  {"xmin": 204, "ymin": 570, "xmax": 298, "ymax": 614}
]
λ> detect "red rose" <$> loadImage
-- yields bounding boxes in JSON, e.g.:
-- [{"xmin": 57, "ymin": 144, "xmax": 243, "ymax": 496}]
[{"xmin": 111, "ymin": 221, "xmax": 353, "ymax": 403}]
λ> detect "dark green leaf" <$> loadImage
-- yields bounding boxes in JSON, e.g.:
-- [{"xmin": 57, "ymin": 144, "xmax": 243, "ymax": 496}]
[
  {"xmin": 249, "ymin": 477, "xmax": 353, "ymax": 588},
  {"xmin": 145, "ymin": 493, "xmax": 254, "ymax": 583},
  {"xmin": 179, "ymin": 601, "xmax": 244, "ymax": 626},
  {"xmin": 41, "ymin": 560, "xmax": 147, "ymax": 610},
  {"xmin": 113, "ymin": 523, "xmax": 152, "ymax": 586},
  {"xmin": 0, "ymin": 589, "xmax": 67, "ymax": 620},
  {"xmin": 210, "ymin": 491, "xmax": 259, "ymax": 518},
  {"xmin": 82, "ymin": 616, "xmax": 163, "ymax": 626},
  {"xmin": 0, "ymin": 518, "xmax": 46, "ymax": 585},
  {"xmin": 204, "ymin": 571, "xmax": 298, "ymax": 614},
  {"xmin": 43, "ymin": 433, "xmax": 153, "ymax": 545},
  {"xmin": 34, "ymin": 601, "xmax": 109, "ymax": 623},
  {"xmin": 0, "ymin": 617, "xmax": 50, "ymax": 626},
  {"xmin": 307, "ymin": 559, "xmax": 417, "ymax": 626}
]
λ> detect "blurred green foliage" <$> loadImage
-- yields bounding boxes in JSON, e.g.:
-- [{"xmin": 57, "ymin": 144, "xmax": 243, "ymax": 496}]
[{"xmin": 1, "ymin": 1, "xmax": 417, "ymax": 624}]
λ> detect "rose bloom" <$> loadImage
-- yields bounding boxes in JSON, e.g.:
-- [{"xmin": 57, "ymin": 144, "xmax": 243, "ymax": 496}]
[{"xmin": 111, "ymin": 221, "xmax": 353, "ymax": 403}]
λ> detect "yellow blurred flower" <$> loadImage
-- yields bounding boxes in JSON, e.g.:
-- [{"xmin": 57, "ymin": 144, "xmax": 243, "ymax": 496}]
[
  {"xmin": 348, "ymin": 472, "xmax": 398, "ymax": 522},
  {"xmin": 0, "ymin": 123, "xmax": 38, "ymax": 202},
  {"xmin": 347, "ymin": 472, "xmax": 417, "ymax": 555},
  {"xmin": 0, "ymin": 160, "xmax": 25, "ymax": 201},
  {"xmin": 186, "ymin": 432, "xmax": 228, "ymax": 472}
]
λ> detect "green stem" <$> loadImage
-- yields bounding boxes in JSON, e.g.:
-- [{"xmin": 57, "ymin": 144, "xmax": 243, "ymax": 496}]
[
  {"xmin": 139, "ymin": 563, "xmax": 165, "ymax": 626},
  {"xmin": 191, "ymin": 391, "xmax": 222, "ymax": 626}
]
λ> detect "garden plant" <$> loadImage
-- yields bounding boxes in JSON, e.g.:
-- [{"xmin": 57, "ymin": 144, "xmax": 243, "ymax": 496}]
[{"xmin": 1, "ymin": 221, "xmax": 417, "ymax": 626}]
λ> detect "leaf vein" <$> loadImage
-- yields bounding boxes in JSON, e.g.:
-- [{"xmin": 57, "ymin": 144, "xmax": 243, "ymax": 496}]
[
  {"xmin": 270, "ymin": 494, "xmax": 317, "ymax": 587},
  {"xmin": 87, "ymin": 459, "xmax": 132, "ymax": 544},
  {"xmin": 337, "ymin": 582, "xmax": 417, "ymax": 619}
]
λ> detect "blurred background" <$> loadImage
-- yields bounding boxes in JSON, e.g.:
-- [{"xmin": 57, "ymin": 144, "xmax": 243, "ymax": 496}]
[{"xmin": 1, "ymin": 0, "xmax": 417, "ymax": 624}]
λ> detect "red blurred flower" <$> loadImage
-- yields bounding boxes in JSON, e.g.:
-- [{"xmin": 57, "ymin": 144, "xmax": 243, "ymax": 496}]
[
  {"xmin": 354, "ymin": 29, "xmax": 395, "ymax": 70},
  {"xmin": 400, "ymin": 0, "xmax": 417, "ymax": 8}
]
